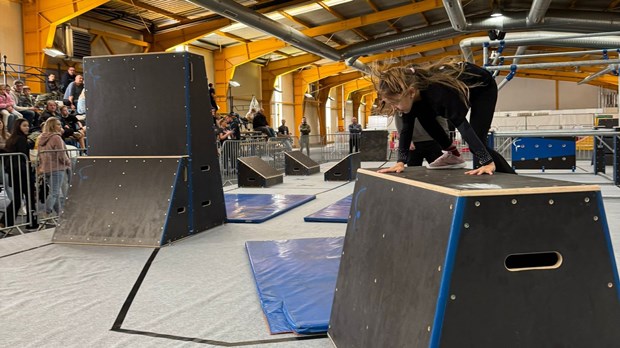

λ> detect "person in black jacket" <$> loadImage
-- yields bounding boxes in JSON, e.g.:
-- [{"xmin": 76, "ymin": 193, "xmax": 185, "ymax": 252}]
[
  {"xmin": 3, "ymin": 119, "xmax": 38, "ymax": 229},
  {"xmin": 252, "ymin": 109, "xmax": 275, "ymax": 138},
  {"xmin": 372, "ymin": 57, "xmax": 514, "ymax": 176}
]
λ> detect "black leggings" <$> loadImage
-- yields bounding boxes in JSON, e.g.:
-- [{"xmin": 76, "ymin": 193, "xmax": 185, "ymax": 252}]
[
  {"xmin": 407, "ymin": 141, "xmax": 443, "ymax": 167},
  {"xmin": 416, "ymin": 82, "xmax": 515, "ymax": 174}
]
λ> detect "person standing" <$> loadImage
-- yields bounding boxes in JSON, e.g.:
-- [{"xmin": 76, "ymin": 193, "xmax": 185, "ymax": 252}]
[
  {"xmin": 299, "ymin": 117, "xmax": 311, "ymax": 156},
  {"xmin": 208, "ymin": 83, "xmax": 218, "ymax": 111},
  {"xmin": 37, "ymin": 118, "xmax": 71, "ymax": 216},
  {"xmin": 348, "ymin": 117, "xmax": 362, "ymax": 154}
]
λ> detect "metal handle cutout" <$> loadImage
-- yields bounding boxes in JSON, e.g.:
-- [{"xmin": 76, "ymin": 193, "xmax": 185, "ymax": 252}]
[{"xmin": 505, "ymin": 251, "xmax": 562, "ymax": 272}]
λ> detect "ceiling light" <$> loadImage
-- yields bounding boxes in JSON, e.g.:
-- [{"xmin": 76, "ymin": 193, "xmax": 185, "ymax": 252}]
[
  {"xmin": 304, "ymin": 93, "xmax": 314, "ymax": 98},
  {"xmin": 490, "ymin": 7, "xmax": 503, "ymax": 17},
  {"xmin": 346, "ymin": 100, "xmax": 353, "ymax": 104},
  {"xmin": 229, "ymin": 81, "xmax": 241, "ymax": 87},
  {"xmin": 43, "ymin": 48, "xmax": 67, "ymax": 58}
]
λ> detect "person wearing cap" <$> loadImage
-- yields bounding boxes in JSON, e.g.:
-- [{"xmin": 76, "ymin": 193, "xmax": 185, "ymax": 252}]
[{"xmin": 9, "ymin": 80, "xmax": 38, "ymax": 127}]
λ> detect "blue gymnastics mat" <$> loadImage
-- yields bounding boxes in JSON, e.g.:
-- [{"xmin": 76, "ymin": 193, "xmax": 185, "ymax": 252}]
[
  {"xmin": 246, "ymin": 237, "xmax": 344, "ymax": 334},
  {"xmin": 225, "ymin": 194, "xmax": 316, "ymax": 223},
  {"xmin": 304, "ymin": 195, "xmax": 352, "ymax": 223}
]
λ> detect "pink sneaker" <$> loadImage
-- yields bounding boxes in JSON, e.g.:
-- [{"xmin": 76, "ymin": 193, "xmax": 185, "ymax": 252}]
[{"xmin": 428, "ymin": 152, "xmax": 466, "ymax": 169}]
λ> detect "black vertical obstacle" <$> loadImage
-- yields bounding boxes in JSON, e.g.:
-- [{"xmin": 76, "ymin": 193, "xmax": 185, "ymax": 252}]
[
  {"xmin": 53, "ymin": 52, "xmax": 226, "ymax": 247},
  {"xmin": 329, "ymin": 168, "xmax": 620, "ymax": 347}
]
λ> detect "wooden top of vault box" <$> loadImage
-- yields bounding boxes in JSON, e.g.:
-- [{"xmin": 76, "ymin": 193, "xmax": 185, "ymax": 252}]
[{"xmin": 358, "ymin": 168, "xmax": 600, "ymax": 197}]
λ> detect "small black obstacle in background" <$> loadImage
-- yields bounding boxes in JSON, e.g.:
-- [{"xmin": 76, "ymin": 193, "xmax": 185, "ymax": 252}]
[
  {"xmin": 237, "ymin": 156, "xmax": 284, "ymax": 187},
  {"xmin": 324, "ymin": 153, "xmax": 360, "ymax": 181},
  {"xmin": 285, "ymin": 151, "xmax": 320, "ymax": 176},
  {"xmin": 359, "ymin": 130, "xmax": 389, "ymax": 161}
]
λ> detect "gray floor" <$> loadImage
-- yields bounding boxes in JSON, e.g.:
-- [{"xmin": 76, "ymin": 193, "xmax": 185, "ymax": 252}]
[{"xmin": 1, "ymin": 161, "xmax": 619, "ymax": 348}]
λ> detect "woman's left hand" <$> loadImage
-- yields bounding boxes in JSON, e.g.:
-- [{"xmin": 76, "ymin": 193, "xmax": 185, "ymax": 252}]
[{"xmin": 465, "ymin": 162, "xmax": 496, "ymax": 175}]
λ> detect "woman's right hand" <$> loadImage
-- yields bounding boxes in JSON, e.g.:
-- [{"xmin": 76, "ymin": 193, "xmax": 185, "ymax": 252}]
[{"xmin": 378, "ymin": 162, "xmax": 405, "ymax": 173}]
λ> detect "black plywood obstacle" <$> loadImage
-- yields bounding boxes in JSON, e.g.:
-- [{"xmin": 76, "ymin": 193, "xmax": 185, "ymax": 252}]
[
  {"xmin": 359, "ymin": 130, "xmax": 388, "ymax": 161},
  {"xmin": 53, "ymin": 157, "xmax": 226, "ymax": 247},
  {"xmin": 237, "ymin": 156, "xmax": 284, "ymax": 187},
  {"xmin": 329, "ymin": 167, "xmax": 620, "ymax": 348},
  {"xmin": 54, "ymin": 52, "xmax": 226, "ymax": 247},
  {"xmin": 284, "ymin": 151, "xmax": 320, "ymax": 176},
  {"xmin": 324, "ymin": 153, "xmax": 360, "ymax": 181}
]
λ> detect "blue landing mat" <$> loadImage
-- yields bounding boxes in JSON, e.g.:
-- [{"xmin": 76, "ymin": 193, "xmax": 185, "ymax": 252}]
[
  {"xmin": 304, "ymin": 195, "xmax": 352, "ymax": 223},
  {"xmin": 246, "ymin": 237, "xmax": 344, "ymax": 334},
  {"xmin": 225, "ymin": 194, "xmax": 316, "ymax": 223}
]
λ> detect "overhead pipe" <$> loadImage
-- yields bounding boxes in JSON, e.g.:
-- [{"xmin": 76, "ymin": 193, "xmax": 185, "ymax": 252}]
[
  {"xmin": 484, "ymin": 59, "xmax": 620, "ymax": 71},
  {"xmin": 460, "ymin": 31, "xmax": 620, "ymax": 63},
  {"xmin": 340, "ymin": 23, "xmax": 456, "ymax": 59},
  {"xmin": 578, "ymin": 65, "xmax": 616, "ymax": 85},
  {"xmin": 343, "ymin": 11, "xmax": 620, "ymax": 61},
  {"xmin": 526, "ymin": 0, "xmax": 553, "ymax": 26},
  {"xmin": 497, "ymin": 64, "xmax": 518, "ymax": 90},
  {"xmin": 186, "ymin": 0, "xmax": 369, "ymax": 73},
  {"xmin": 442, "ymin": 0, "xmax": 467, "ymax": 31},
  {"xmin": 501, "ymin": 48, "xmax": 620, "ymax": 60},
  {"xmin": 496, "ymin": 45, "xmax": 526, "ymax": 81}
]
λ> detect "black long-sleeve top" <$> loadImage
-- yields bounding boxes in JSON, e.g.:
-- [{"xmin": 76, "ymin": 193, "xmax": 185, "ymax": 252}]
[
  {"xmin": 397, "ymin": 63, "xmax": 494, "ymax": 166},
  {"xmin": 252, "ymin": 112, "xmax": 269, "ymax": 128},
  {"xmin": 5, "ymin": 135, "xmax": 31, "ymax": 174}
]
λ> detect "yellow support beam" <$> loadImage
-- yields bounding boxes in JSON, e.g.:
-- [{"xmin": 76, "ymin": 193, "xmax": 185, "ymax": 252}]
[
  {"xmin": 343, "ymin": 79, "xmax": 373, "ymax": 100},
  {"xmin": 303, "ymin": 0, "xmax": 442, "ymax": 38},
  {"xmin": 261, "ymin": 54, "xmax": 323, "ymax": 119},
  {"xmin": 152, "ymin": 18, "xmax": 232, "ymax": 52},
  {"xmin": 22, "ymin": 0, "xmax": 109, "ymax": 92},
  {"xmin": 89, "ymin": 29, "xmax": 151, "ymax": 49},
  {"xmin": 359, "ymin": 33, "xmax": 484, "ymax": 64},
  {"xmin": 214, "ymin": 37, "xmax": 288, "ymax": 113}
]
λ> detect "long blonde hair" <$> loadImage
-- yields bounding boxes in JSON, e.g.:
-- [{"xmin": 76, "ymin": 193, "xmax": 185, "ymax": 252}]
[
  {"xmin": 370, "ymin": 57, "xmax": 478, "ymax": 115},
  {"xmin": 43, "ymin": 117, "xmax": 61, "ymax": 134}
]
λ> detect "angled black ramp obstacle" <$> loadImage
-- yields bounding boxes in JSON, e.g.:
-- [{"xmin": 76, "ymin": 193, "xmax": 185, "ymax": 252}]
[
  {"xmin": 329, "ymin": 167, "xmax": 620, "ymax": 348},
  {"xmin": 53, "ymin": 157, "xmax": 226, "ymax": 247},
  {"xmin": 284, "ymin": 151, "xmax": 320, "ymax": 176},
  {"xmin": 324, "ymin": 153, "xmax": 360, "ymax": 181},
  {"xmin": 237, "ymin": 156, "xmax": 284, "ymax": 187}
]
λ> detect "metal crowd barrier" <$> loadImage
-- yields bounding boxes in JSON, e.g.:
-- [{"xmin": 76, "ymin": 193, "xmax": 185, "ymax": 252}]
[
  {"xmin": 0, "ymin": 153, "xmax": 35, "ymax": 236},
  {"xmin": 32, "ymin": 148, "xmax": 82, "ymax": 227}
]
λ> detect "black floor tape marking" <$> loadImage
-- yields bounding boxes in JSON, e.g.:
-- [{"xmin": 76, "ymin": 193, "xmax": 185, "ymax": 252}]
[{"xmin": 111, "ymin": 248, "xmax": 328, "ymax": 346}]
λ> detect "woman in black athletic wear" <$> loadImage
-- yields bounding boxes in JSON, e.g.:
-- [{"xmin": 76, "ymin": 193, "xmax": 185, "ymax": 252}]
[{"xmin": 373, "ymin": 57, "xmax": 514, "ymax": 176}]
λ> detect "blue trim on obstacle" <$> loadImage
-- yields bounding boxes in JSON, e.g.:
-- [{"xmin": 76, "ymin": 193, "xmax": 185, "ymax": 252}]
[
  {"xmin": 183, "ymin": 54, "xmax": 195, "ymax": 234},
  {"xmin": 597, "ymin": 191, "xmax": 620, "ymax": 300},
  {"xmin": 160, "ymin": 160, "xmax": 184, "ymax": 246},
  {"xmin": 304, "ymin": 195, "xmax": 352, "ymax": 223},
  {"xmin": 225, "ymin": 194, "xmax": 316, "ymax": 223},
  {"xmin": 430, "ymin": 197, "xmax": 466, "ymax": 348},
  {"xmin": 245, "ymin": 237, "xmax": 343, "ymax": 334}
]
